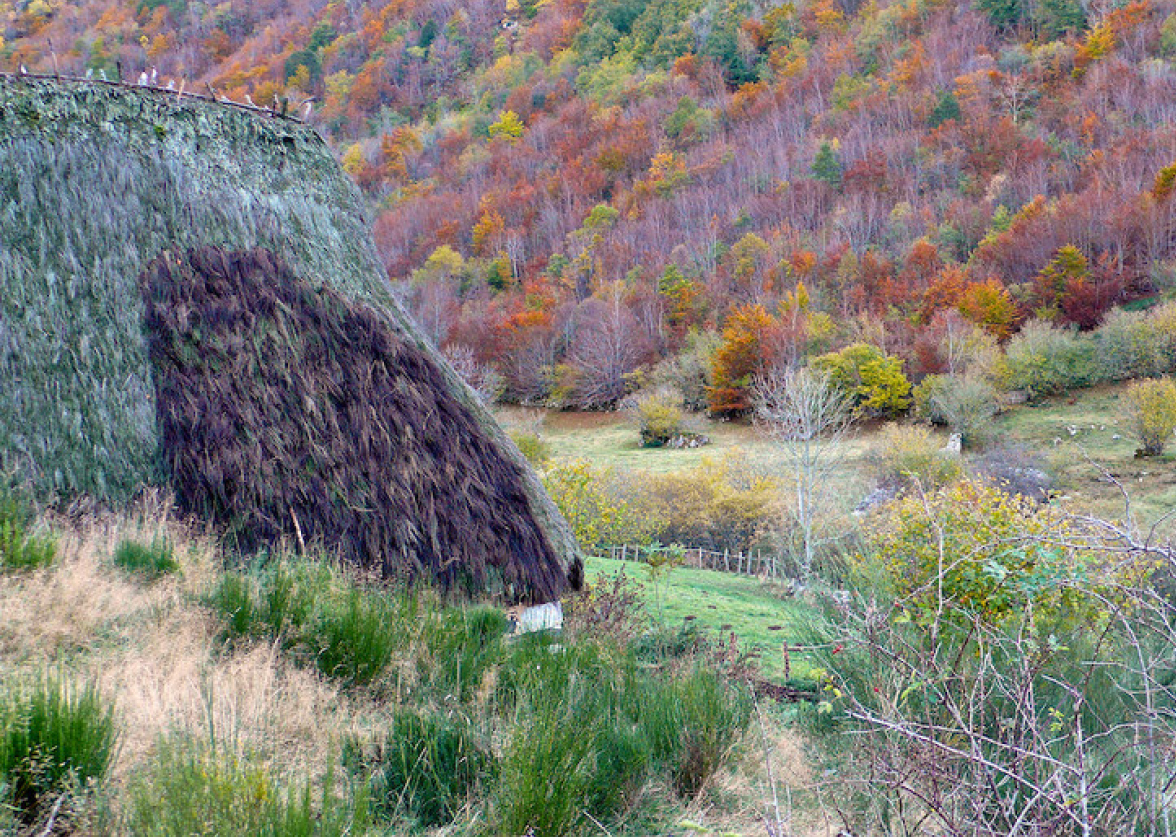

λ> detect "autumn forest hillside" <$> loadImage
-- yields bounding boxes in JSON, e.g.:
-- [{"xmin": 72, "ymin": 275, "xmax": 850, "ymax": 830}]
[{"xmin": 7, "ymin": 0, "xmax": 1176, "ymax": 409}]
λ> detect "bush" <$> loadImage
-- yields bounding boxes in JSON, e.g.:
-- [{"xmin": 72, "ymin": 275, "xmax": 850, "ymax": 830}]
[
  {"xmin": 509, "ymin": 431, "xmax": 551, "ymax": 466},
  {"xmin": 541, "ymin": 461, "xmax": 657, "ymax": 552},
  {"xmin": 1092, "ymin": 308, "xmax": 1174, "ymax": 381},
  {"xmin": 0, "ymin": 673, "xmax": 117, "ymax": 825},
  {"xmin": 125, "ymin": 737, "xmax": 366, "ymax": 836},
  {"xmin": 911, "ymin": 374, "xmax": 948, "ymax": 422},
  {"xmin": 869, "ymin": 424, "xmax": 962, "ymax": 490},
  {"xmin": 644, "ymin": 452, "xmax": 780, "ymax": 553},
  {"xmin": 113, "ymin": 537, "xmax": 179, "ymax": 580},
  {"xmin": 346, "ymin": 710, "xmax": 494, "ymax": 827},
  {"xmin": 1123, "ymin": 378, "xmax": 1176, "ymax": 456},
  {"xmin": 563, "ymin": 567, "xmax": 649, "ymax": 644},
  {"xmin": 998, "ymin": 318, "xmax": 1096, "ymax": 397},
  {"xmin": 812, "ymin": 343, "xmax": 912, "ymax": 416},
  {"xmin": 504, "ymin": 410, "xmax": 551, "ymax": 466},
  {"xmin": 862, "ymin": 480, "xmax": 1093, "ymax": 624},
  {"xmin": 915, "ymin": 373, "xmax": 999, "ymax": 446},
  {"xmin": 208, "ymin": 559, "xmax": 406, "ymax": 688},
  {"xmin": 803, "ymin": 479, "xmax": 1151, "ymax": 834},
  {"xmin": 0, "ymin": 482, "xmax": 56, "ymax": 572},
  {"xmin": 633, "ymin": 389, "xmax": 685, "ymax": 447}
]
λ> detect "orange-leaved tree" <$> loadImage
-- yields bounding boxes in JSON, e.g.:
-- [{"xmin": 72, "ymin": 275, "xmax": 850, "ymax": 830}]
[{"xmin": 709, "ymin": 303, "xmax": 779, "ymax": 416}]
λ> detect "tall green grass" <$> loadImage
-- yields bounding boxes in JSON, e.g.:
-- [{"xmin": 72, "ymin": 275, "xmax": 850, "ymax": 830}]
[
  {"xmin": 0, "ymin": 673, "xmax": 117, "ymax": 825},
  {"xmin": 112, "ymin": 537, "xmax": 179, "ymax": 580},
  {"xmin": 0, "ymin": 482, "xmax": 55, "ymax": 572},
  {"xmin": 345, "ymin": 710, "xmax": 494, "ymax": 828},
  {"xmin": 124, "ymin": 736, "xmax": 367, "ymax": 836}
]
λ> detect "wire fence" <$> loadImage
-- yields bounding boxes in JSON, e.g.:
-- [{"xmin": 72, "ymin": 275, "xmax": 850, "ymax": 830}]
[{"xmin": 601, "ymin": 543, "xmax": 799, "ymax": 581}]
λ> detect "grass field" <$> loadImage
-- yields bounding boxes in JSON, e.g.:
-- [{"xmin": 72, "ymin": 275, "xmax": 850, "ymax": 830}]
[
  {"xmin": 504, "ymin": 383, "xmax": 1176, "ymax": 533},
  {"xmin": 994, "ymin": 384, "xmax": 1176, "ymax": 531},
  {"xmin": 586, "ymin": 555, "xmax": 816, "ymax": 679}
]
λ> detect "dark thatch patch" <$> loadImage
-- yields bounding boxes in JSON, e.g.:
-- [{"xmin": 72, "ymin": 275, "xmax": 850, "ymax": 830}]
[{"xmin": 141, "ymin": 246, "xmax": 581, "ymax": 604}]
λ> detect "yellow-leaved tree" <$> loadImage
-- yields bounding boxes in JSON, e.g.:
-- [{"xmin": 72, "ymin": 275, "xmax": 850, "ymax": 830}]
[{"xmin": 1124, "ymin": 377, "xmax": 1176, "ymax": 456}]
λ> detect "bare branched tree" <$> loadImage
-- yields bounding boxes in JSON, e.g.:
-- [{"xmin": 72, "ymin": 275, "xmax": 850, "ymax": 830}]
[
  {"xmin": 753, "ymin": 366, "xmax": 857, "ymax": 581},
  {"xmin": 562, "ymin": 288, "xmax": 651, "ymax": 409}
]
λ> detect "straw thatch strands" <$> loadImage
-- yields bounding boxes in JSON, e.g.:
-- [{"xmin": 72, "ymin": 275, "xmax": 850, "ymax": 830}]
[{"xmin": 142, "ymin": 246, "xmax": 579, "ymax": 602}]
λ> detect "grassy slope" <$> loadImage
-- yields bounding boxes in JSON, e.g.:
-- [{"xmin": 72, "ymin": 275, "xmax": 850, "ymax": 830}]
[
  {"xmin": 994, "ymin": 384, "xmax": 1176, "ymax": 531},
  {"xmin": 526, "ymin": 385, "xmax": 1176, "ymax": 679},
  {"xmin": 525, "ymin": 388, "xmax": 1176, "ymax": 531},
  {"xmin": 522, "ymin": 409, "xmax": 876, "ymax": 476}
]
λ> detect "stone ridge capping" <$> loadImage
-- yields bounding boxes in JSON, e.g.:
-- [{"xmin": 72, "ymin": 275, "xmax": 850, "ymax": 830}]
[
  {"xmin": 0, "ymin": 70, "xmax": 311, "ymax": 122},
  {"xmin": 0, "ymin": 75, "xmax": 323, "ymax": 162}
]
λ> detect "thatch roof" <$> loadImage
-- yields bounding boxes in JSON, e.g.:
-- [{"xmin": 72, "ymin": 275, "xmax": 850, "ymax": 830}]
[{"xmin": 0, "ymin": 77, "xmax": 581, "ymax": 602}]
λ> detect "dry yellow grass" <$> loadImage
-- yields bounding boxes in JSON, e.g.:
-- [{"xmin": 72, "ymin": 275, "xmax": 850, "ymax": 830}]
[
  {"xmin": 0, "ymin": 500, "xmax": 370, "ymax": 803},
  {"xmin": 697, "ymin": 708, "xmax": 846, "ymax": 837}
]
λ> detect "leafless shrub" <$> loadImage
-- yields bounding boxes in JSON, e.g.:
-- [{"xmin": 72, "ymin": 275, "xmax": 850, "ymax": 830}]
[
  {"xmin": 754, "ymin": 366, "xmax": 857, "ymax": 581},
  {"xmin": 802, "ymin": 476, "xmax": 1176, "ymax": 836}
]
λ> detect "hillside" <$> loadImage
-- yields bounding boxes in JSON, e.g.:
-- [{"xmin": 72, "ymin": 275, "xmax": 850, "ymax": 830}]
[{"xmin": 7, "ymin": 0, "xmax": 1176, "ymax": 409}]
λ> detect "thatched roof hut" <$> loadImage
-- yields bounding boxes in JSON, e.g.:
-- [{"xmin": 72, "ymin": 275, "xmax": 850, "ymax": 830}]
[{"xmin": 0, "ymin": 77, "xmax": 581, "ymax": 603}]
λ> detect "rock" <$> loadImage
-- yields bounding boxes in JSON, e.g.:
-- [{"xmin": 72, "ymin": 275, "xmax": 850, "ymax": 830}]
[
  {"xmin": 973, "ymin": 444, "xmax": 1053, "ymax": 502},
  {"xmin": 665, "ymin": 433, "xmax": 711, "ymax": 449},
  {"xmin": 854, "ymin": 485, "xmax": 897, "ymax": 516},
  {"xmin": 509, "ymin": 601, "xmax": 563, "ymax": 635}
]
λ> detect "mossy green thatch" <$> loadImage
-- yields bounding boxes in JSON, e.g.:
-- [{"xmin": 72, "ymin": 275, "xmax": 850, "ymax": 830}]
[{"xmin": 0, "ymin": 77, "xmax": 581, "ymax": 602}]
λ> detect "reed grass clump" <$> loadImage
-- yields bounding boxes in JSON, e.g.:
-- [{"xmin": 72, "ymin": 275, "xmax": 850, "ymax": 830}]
[
  {"xmin": 209, "ymin": 558, "xmax": 410, "ymax": 688},
  {"xmin": 112, "ymin": 537, "xmax": 179, "ymax": 580},
  {"xmin": 124, "ymin": 736, "xmax": 367, "ymax": 836},
  {"xmin": 313, "ymin": 587, "xmax": 401, "ymax": 687},
  {"xmin": 491, "ymin": 635, "xmax": 750, "ymax": 835},
  {"xmin": 418, "ymin": 605, "xmax": 510, "ymax": 701},
  {"xmin": 345, "ymin": 710, "xmax": 494, "ymax": 828},
  {"xmin": 0, "ymin": 483, "xmax": 56, "ymax": 572},
  {"xmin": 0, "ymin": 673, "xmax": 117, "ymax": 826}
]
